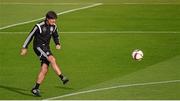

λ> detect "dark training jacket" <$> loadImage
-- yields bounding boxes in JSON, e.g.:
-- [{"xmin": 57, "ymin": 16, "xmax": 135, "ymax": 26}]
[{"xmin": 22, "ymin": 21, "xmax": 60, "ymax": 49}]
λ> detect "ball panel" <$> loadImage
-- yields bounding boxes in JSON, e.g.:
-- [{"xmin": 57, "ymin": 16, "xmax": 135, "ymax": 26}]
[{"xmin": 132, "ymin": 49, "xmax": 143, "ymax": 61}]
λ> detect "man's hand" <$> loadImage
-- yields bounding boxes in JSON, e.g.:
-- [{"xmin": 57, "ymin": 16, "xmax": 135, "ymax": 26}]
[
  {"xmin": 56, "ymin": 44, "xmax": 61, "ymax": 50},
  {"xmin": 20, "ymin": 48, "xmax": 27, "ymax": 56}
]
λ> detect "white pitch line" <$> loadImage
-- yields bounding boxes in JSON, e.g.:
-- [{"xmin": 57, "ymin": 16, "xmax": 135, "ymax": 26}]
[
  {"xmin": 109, "ymin": 3, "xmax": 180, "ymax": 5},
  {"xmin": 0, "ymin": 31, "xmax": 180, "ymax": 34},
  {"xmin": 0, "ymin": 3, "xmax": 103, "ymax": 30},
  {"xmin": 54, "ymin": 31, "xmax": 180, "ymax": 34},
  {"xmin": 1, "ymin": 2, "xmax": 180, "ymax": 5},
  {"xmin": 44, "ymin": 79, "xmax": 180, "ymax": 100},
  {"xmin": 0, "ymin": 2, "xmax": 96, "ymax": 5}
]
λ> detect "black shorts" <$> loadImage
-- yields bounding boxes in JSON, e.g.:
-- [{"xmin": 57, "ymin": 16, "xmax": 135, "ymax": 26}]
[{"xmin": 34, "ymin": 46, "xmax": 52, "ymax": 66}]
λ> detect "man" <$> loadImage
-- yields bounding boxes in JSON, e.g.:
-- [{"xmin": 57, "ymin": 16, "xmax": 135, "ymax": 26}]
[{"xmin": 20, "ymin": 11, "xmax": 69, "ymax": 97}]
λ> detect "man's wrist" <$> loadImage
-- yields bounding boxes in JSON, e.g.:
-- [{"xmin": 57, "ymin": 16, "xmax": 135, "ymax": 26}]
[
  {"xmin": 22, "ymin": 45, "xmax": 27, "ymax": 49},
  {"xmin": 56, "ymin": 43, "xmax": 60, "ymax": 45},
  {"xmin": 22, "ymin": 47, "xmax": 27, "ymax": 49}
]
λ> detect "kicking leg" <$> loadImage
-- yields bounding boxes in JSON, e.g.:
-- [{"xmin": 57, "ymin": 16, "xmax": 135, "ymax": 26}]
[
  {"xmin": 48, "ymin": 55, "xmax": 69, "ymax": 84},
  {"xmin": 48, "ymin": 55, "xmax": 61, "ymax": 75}
]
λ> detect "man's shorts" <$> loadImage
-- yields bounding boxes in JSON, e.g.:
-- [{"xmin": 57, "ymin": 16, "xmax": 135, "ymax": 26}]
[{"xmin": 33, "ymin": 46, "xmax": 52, "ymax": 66}]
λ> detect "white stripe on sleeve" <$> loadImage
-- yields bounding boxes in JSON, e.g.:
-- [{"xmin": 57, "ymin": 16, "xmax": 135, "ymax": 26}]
[{"xmin": 23, "ymin": 26, "xmax": 37, "ymax": 48}]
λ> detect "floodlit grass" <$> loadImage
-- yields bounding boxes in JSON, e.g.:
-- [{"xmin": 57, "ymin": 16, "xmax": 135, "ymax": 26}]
[{"xmin": 0, "ymin": 0, "xmax": 180, "ymax": 100}]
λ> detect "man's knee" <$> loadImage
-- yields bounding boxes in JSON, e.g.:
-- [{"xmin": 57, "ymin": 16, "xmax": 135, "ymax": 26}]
[{"xmin": 48, "ymin": 55, "xmax": 56, "ymax": 63}]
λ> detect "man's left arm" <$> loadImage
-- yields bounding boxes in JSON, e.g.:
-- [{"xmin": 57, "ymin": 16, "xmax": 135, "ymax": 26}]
[{"xmin": 52, "ymin": 26, "xmax": 61, "ymax": 50}]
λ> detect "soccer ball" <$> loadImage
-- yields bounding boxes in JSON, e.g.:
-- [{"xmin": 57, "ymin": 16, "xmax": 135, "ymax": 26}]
[{"xmin": 132, "ymin": 49, "xmax": 143, "ymax": 61}]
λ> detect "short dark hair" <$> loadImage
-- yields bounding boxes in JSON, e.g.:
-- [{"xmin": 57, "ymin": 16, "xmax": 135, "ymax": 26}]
[{"xmin": 46, "ymin": 11, "xmax": 57, "ymax": 19}]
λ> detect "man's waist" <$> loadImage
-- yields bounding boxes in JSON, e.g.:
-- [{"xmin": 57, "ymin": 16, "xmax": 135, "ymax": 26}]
[{"xmin": 33, "ymin": 44, "xmax": 50, "ymax": 48}]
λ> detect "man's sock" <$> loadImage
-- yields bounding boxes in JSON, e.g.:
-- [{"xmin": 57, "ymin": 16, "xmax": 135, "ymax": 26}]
[
  {"xmin": 59, "ymin": 74, "xmax": 64, "ymax": 80},
  {"xmin": 34, "ymin": 83, "xmax": 40, "ymax": 89}
]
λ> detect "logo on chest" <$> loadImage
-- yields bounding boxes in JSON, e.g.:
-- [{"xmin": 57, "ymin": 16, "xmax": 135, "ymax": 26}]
[
  {"xmin": 50, "ymin": 27, "xmax": 54, "ymax": 34},
  {"xmin": 42, "ymin": 26, "xmax": 54, "ymax": 35}
]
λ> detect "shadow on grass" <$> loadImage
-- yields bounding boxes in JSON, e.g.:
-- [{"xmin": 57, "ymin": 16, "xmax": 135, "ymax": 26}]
[
  {"xmin": 0, "ymin": 84, "xmax": 34, "ymax": 97},
  {"xmin": 55, "ymin": 86, "xmax": 74, "ymax": 90}
]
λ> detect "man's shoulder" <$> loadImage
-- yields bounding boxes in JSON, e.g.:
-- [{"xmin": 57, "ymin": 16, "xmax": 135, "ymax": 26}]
[
  {"xmin": 34, "ymin": 21, "xmax": 45, "ymax": 33},
  {"xmin": 36, "ymin": 21, "xmax": 45, "ymax": 27}
]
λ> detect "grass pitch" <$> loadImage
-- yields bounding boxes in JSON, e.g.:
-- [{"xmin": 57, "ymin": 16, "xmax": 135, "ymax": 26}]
[{"xmin": 0, "ymin": 0, "xmax": 180, "ymax": 100}]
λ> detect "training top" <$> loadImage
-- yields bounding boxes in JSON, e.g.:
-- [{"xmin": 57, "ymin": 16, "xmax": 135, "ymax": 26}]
[{"xmin": 22, "ymin": 21, "xmax": 60, "ymax": 48}]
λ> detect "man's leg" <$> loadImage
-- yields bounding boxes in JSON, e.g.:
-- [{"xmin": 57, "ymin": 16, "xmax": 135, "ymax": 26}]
[
  {"xmin": 36, "ymin": 63, "xmax": 49, "ymax": 84},
  {"xmin": 47, "ymin": 55, "xmax": 69, "ymax": 84},
  {"xmin": 31, "ymin": 63, "xmax": 49, "ymax": 96},
  {"xmin": 47, "ymin": 55, "xmax": 61, "ymax": 75}
]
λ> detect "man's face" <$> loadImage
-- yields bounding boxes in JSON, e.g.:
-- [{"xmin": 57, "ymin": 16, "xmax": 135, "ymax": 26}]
[{"xmin": 47, "ymin": 18, "xmax": 56, "ymax": 25}]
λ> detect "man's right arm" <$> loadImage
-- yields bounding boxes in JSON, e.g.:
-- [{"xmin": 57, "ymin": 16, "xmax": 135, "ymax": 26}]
[
  {"xmin": 20, "ymin": 26, "xmax": 38, "ymax": 56},
  {"xmin": 22, "ymin": 26, "xmax": 38, "ymax": 48}
]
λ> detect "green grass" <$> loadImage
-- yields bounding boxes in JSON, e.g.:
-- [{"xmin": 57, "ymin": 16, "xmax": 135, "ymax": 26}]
[
  {"xmin": 60, "ymin": 56, "xmax": 180, "ymax": 100},
  {"xmin": 0, "ymin": 0, "xmax": 180, "ymax": 100}
]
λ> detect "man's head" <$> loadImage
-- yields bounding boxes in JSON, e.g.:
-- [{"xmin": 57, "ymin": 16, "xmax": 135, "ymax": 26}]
[{"xmin": 46, "ymin": 11, "xmax": 57, "ymax": 25}]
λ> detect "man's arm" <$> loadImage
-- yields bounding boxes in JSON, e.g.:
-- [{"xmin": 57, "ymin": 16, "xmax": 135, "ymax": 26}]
[
  {"xmin": 20, "ymin": 26, "xmax": 38, "ymax": 56},
  {"xmin": 52, "ymin": 26, "xmax": 61, "ymax": 50},
  {"xmin": 23, "ymin": 26, "xmax": 38, "ymax": 48}
]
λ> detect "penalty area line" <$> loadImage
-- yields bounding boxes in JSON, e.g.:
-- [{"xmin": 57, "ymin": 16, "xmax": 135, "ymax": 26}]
[
  {"xmin": 0, "ymin": 31, "xmax": 180, "ymax": 34},
  {"xmin": 44, "ymin": 79, "xmax": 180, "ymax": 100},
  {"xmin": 0, "ymin": 3, "xmax": 103, "ymax": 30},
  {"xmin": 0, "ymin": 2, "xmax": 99, "ymax": 5},
  {"xmin": 104, "ymin": 3, "xmax": 180, "ymax": 5},
  {"xmin": 1, "ymin": 2, "xmax": 180, "ymax": 5}
]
